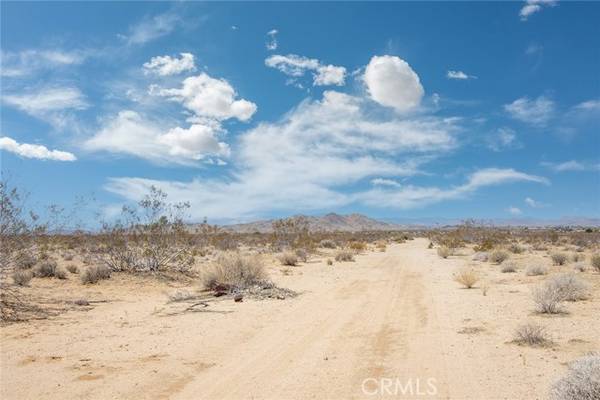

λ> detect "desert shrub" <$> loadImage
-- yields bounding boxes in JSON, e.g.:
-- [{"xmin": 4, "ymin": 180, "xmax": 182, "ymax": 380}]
[
  {"xmin": 12, "ymin": 270, "xmax": 33, "ymax": 286},
  {"xmin": 295, "ymin": 248, "xmax": 308, "ymax": 262},
  {"xmin": 573, "ymin": 263, "xmax": 586, "ymax": 273},
  {"xmin": 551, "ymin": 253, "xmax": 568, "ymax": 266},
  {"xmin": 326, "ymin": 258, "xmax": 333, "ymax": 266},
  {"xmin": 202, "ymin": 253, "xmax": 268, "ymax": 290},
  {"xmin": 335, "ymin": 250, "xmax": 355, "ymax": 262},
  {"xmin": 437, "ymin": 246, "xmax": 451, "ymax": 259},
  {"xmin": 279, "ymin": 252, "xmax": 299, "ymax": 266},
  {"xmin": 376, "ymin": 241, "xmax": 387, "ymax": 252},
  {"xmin": 62, "ymin": 252, "xmax": 74, "ymax": 261},
  {"xmin": 472, "ymin": 252, "xmax": 489, "ymax": 262},
  {"xmin": 571, "ymin": 253, "xmax": 585, "ymax": 263},
  {"xmin": 508, "ymin": 243, "xmax": 525, "ymax": 254},
  {"xmin": 501, "ymin": 262, "xmax": 518, "ymax": 273},
  {"xmin": 550, "ymin": 353, "xmax": 600, "ymax": 400},
  {"xmin": 427, "ymin": 241, "xmax": 434, "ymax": 249},
  {"xmin": 454, "ymin": 268, "xmax": 479, "ymax": 288},
  {"xmin": 66, "ymin": 264, "xmax": 79, "ymax": 274},
  {"xmin": 348, "ymin": 241, "xmax": 367, "ymax": 252},
  {"xmin": 16, "ymin": 253, "xmax": 37, "ymax": 270},
  {"xmin": 319, "ymin": 239, "xmax": 337, "ymax": 249},
  {"xmin": 591, "ymin": 254, "xmax": 600, "ymax": 272},
  {"xmin": 547, "ymin": 274, "xmax": 590, "ymax": 301},
  {"xmin": 532, "ymin": 282, "xmax": 564, "ymax": 314},
  {"xmin": 513, "ymin": 322, "xmax": 551, "ymax": 346},
  {"xmin": 473, "ymin": 239, "xmax": 495, "ymax": 252},
  {"xmin": 81, "ymin": 265, "xmax": 112, "ymax": 284},
  {"xmin": 526, "ymin": 265, "xmax": 548, "ymax": 276},
  {"xmin": 489, "ymin": 250, "xmax": 510, "ymax": 264},
  {"xmin": 54, "ymin": 267, "xmax": 67, "ymax": 280},
  {"xmin": 33, "ymin": 260, "xmax": 58, "ymax": 277}
]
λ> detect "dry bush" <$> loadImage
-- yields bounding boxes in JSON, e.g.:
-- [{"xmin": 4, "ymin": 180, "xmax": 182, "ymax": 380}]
[
  {"xmin": 437, "ymin": 246, "xmax": 451, "ymax": 259},
  {"xmin": 203, "ymin": 253, "xmax": 268, "ymax": 291},
  {"xmin": 66, "ymin": 264, "xmax": 79, "ymax": 274},
  {"xmin": 489, "ymin": 250, "xmax": 510, "ymax": 264},
  {"xmin": 326, "ymin": 258, "xmax": 333, "ymax": 266},
  {"xmin": 532, "ymin": 282, "xmax": 564, "ymax": 314},
  {"xmin": 550, "ymin": 353, "xmax": 600, "ymax": 400},
  {"xmin": 319, "ymin": 239, "xmax": 337, "ymax": 249},
  {"xmin": 591, "ymin": 254, "xmax": 600, "ymax": 272},
  {"xmin": 348, "ymin": 241, "xmax": 367, "ymax": 252},
  {"xmin": 573, "ymin": 263, "xmax": 586, "ymax": 273},
  {"xmin": 551, "ymin": 253, "xmax": 569, "ymax": 266},
  {"xmin": 526, "ymin": 265, "xmax": 548, "ymax": 276},
  {"xmin": 571, "ymin": 253, "xmax": 585, "ymax": 263},
  {"xmin": 16, "ymin": 253, "xmax": 36, "ymax": 270},
  {"xmin": 501, "ymin": 262, "xmax": 518, "ymax": 273},
  {"xmin": 62, "ymin": 252, "xmax": 74, "ymax": 261},
  {"xmin": 454, "ymin": 268, "xmax": 479, "ymax": 288},
  {"xmin": 33, "ymin": 260, "xmax": 59, "ymax": 278},
  {"xmin": 279, "ymin": 252, "xmax": 299, "ymax": 266},
  {"xmin": 167, "ymin": 289, "xmax": 195, "ymax": 303},
  {"xmin": 295, "ymin": 248, "xmax": 308, "ymax": 262},
  {"xmin": 81, "ymin": 265, "xmax": 112, "ymax": 284},
  {"xmin": 335, "ymin": 250, "xmax": 355, "ymax": 262},
  {"xmin": 547, "ymin": 274, "xmax": 590, "ymax": 302},
  {"xmin": 12, "ymin": 270, "xmax": 32, "ymax": 286},
  {"xmin": 376, "ymin": 241, "xmax": 387, "ymax": 252},
  {"xmin": 513, "ymin": 322, "xmax": 551, "ymax": 346},
  {"xmin": 472, "ymin": 252, "xmax": 489, "ymax": 262},
  {"xmin": 508, "ymin": 243, "xmax": 525, "ymax": 254}
]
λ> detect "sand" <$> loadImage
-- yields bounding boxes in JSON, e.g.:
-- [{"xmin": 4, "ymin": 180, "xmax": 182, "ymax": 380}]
[{"xmin": 1, "ymin": 238, "xmax": 598, "ymax": 399}]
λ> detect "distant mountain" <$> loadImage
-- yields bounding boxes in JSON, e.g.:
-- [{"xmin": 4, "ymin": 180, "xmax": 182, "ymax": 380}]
[
  {"xmin": 221, "ymin": 213, "xmax": 402, "ymax": 233},
  {"xmin": 384, "ymin": 216, "xmax": 600, "ymax": 228}
]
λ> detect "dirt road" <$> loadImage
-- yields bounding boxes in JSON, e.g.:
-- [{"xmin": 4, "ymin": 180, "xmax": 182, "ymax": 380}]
[{"xmin": 2, "ymin": 239, "xmax": 598, "ymax": 399}]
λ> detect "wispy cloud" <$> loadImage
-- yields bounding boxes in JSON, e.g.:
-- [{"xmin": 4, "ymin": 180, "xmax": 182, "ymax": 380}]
[
  {"xmin": 520, "ymin": 0, "xmax": 558, "ymax": 21},
  {"xmin": 542, "ymin": 160, "xmax": 600, "ymax": 172},
  {"xmin": 0, "ymin": 136, "xmax": 76, "ymax": 161},
  {"xmin": 446, "ymin": 70, "xmax": 476, "ymax": 80},
  {"xmin": 143, "ymin": 53, "xmax": 196, "ymax": 76},
  {"xmin": 266, "ymin": 29, "xmax": 278, "ymax": 51},
  {"xmin": 265, "ymin": 54, "xmax": 347, "ymax": 86},
  {"xmin": 1, "ymin": 49, "xmax": 86, "ymax": 77},
  {"xmin": 121, "ymin": 11, "xmax": 181, "ymax": 45},
  {"xmin": 507, "ymin": 206, "xmax": 523, "ymax": 215},
  {"xmin": 504, "ymin": 95, "xmax": 555, "ymax": 126},
  {"xmin": 486, "ymin": 127, "xmax": 522, "ymax": 152}
]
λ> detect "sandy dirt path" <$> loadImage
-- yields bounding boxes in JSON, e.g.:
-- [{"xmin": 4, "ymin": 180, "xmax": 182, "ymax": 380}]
[{"xmin": 2, "ymin": 238, "xmax": 598, "ymax": 399}]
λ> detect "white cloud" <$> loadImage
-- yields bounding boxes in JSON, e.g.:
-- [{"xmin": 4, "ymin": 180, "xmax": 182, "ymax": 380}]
[
  {"xmin": 507, "ymin": 206, "xmax": 523, "ymax": 215},
  {"xmin": 83, "ymin": 111, "xmax": 229, "ymax": 165},
  {"xmin": 0, "ymin": 136, "xmax": 76, "ymax": 161},
  {"xmin": 143, "ymin": 53, "xmax": 196, "ymax": 76},
  {"xmin": 524, "ymin": 197, "xmax": 547, "ymax": 208},
  {"xmin": 153, "ymin": 73, "xmax": 257, "ymax": 121},
  {"xmin": 363, "ymin": 55, "xmax": 424, "ymax": 113},
  {"xmin": 266, "ymin": 29, "xmax": 278, "ymax": 51},
  {"xmin": 520, "ymin": 0, "xmax": 558, "ymax": 21},
  {"xmin": 446, "ymin": 70, "xmax": 476, "ymax": 80},
  {"xmin": 371, "ymin": 178, "xmax": 402, "ymax": 188},
  {"xmin": 504, "ymin": 95, "xmax": 555, "ymax": 126},
  {"xmin": 1, "ymin": 49, "xmax": 85, "ymax": 77},
  {"xmin": 265, "ymin": 54, "xmax": 346, "ymax": 86},
  {"xmin": 124, "ymin": 12, "xmax": 180, "ymax": 45},
  {"xmin": 541, "ymin": 160, "xmax": 600, "ymax": 172},
  {"xmin": 486, "ymin": 127, "xmax": 521, "ymax": 152}
]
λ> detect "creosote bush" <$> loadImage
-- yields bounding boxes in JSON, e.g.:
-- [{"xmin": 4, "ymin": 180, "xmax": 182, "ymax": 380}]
[
  {"xmin": 279, "ymin": 252, "xmax": 299, "ymax": 266},
  {"xmin": 591, "ymin": 254, "xmax": 600, "ymax": 273},
  {"xmin": 550, "ymin": 353, "xmax": 600, "ymax": 400},
  {"xmin": 551, "ymin": 253, "xmax": 568, "ymax": 266},
  {"xmin": 12, "ymin": 270, "xmax": 33, "ymax": 286},
  {"xmin": 348, "ymin": 241, "xmax": 367, "ymax": 252},
  {"xmin": 66, "ymin": 264, "xmax": 79, "ymax": 274},
  {"xmin": 513, "ymin": 322, "xmax": 551, "ymax": 346},
  {"xmin": 202, "ymin": 253, "xmax": 268, "ymax": 291},
  {"xmin": 335, "ymin": 249, "xmax": 355, "ymax": 262},
  {"xmin": 489, "ymin": 250, "xmax": 509, "ymax": 264},
  {"xmin": 16, "ymin": 253, "xmax": 37, "ymax": 270},
  {"xmin": 33, "ymin": 260, "xmax": 66, "ymax": 279},
  {"xmin": 81, "ymin": 265, "xmax": 112, "ymax": 284},
  {"xmin": 437, "ymin": 246, "xmax": 451, "ymax": 259},
  {"xmin": 526, "ymin": 265, "xmax": 548, "ymax": 276},
  {"xmin": 454, "ymin": 268, "xmax": 479, "ymax": 288},
  {"xmin": 501, "ymin": 262, "xmax": 518, "ymax": 273}
]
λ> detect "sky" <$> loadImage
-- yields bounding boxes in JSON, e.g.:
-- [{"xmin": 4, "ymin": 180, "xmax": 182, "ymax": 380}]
[{"xmin": 1, "ymin": 1, "xmax": 599, "ymax": 226}]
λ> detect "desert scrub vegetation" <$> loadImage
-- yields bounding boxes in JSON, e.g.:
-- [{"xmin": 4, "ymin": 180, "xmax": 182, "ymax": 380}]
[
  {"xmin": 508, "ymin": 243, "xmax": 525, "ymax": 254},
  {"xmin": 33, "ymin": 260, "xmax": 67, "ymax": 279},
  {"xmin": 489, "ymin": 250, "xmax": 509, "ymax": 264},
  {"xmin": 591, "ymin": 254, "xmax": 600, "ymax": 272},
  {"xmin": 501, "ymin": 262, "xmax": 518, "ymax": 273},
  {"xmin": 547, "ymin": 274, "xmax": 590, "ymax": 302},
  {"xmin": 551, "ymin": 252, "xmax": 569, "ymax": 266},
  {"xmin": 66, "ymin": 264, "xmax": 79, "ymax": 274},
  {"xmin": 550, "ymin": 353, "xmax": 600, "ymax": 400},
  {"xmin": 532, "ymin": 281, "xmax": 565, "ymax": 314},
  {"xmin": 202, "ymin": 253, "xmax": 268, "ymax": 291},
  {"xmin": 278, "ymin": 251, "xmax": 299, "ymax": 266},
  {"xmin": 513, "ymin": 322, "xmax": 551, "ymax": 347},
  {"xmin": 526, "ymin": 265, "xmax": 548, "ymax": 276},
  {"xmin": 319, "ymin": 239, "xmax": 337, "ymax": 249},
  {"xmin": 12, "ymin": 270, "xmax": 33, "ymax": 286},
  {"xmin": 295, "ymin": 248, "xmax": 308, "ymax": 262},
  {"xmin": 81, "ymin": 265, "xmax": 112, "ymax": 284},
  {"xmin": 334, "ymin": 249, "xmax": 355, "ymax": 262},
  {"xmin": 453, "ymin": 268, "xmax": 479, "ymax": 288},
  {"xmin": 348, "ymin": 241, "xmax": 367, "ymax": 252},
  {"xmin": 437, "ymin": 246, "xmax": 451, "ymax": 259}
]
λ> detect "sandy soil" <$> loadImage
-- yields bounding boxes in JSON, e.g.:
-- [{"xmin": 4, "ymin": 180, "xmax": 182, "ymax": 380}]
[{"xmin": 1, "ymin": 238, "xmax": 599, "ymax": 399}]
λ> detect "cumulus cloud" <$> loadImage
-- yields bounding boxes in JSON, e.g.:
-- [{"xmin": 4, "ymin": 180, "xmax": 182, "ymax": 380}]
[
  {"xmin": 504, "ymin": 95, "xmax": 554, "ymax": 126},
  {"xmin": 152, "ymin": 73, "xmax": 257, "ymax": 121},
  {"xmin": 520, "ymin": 0, "xmax": 558, "ymax": 21},
  {"xmin": 0, "ymin": 136, "xmax": 76, "ymax": 161},
  {"xmin": 486, "ymin": 127, "xmax": 521, "ymax": 152},
  {"xmin": 266, "ymin": 29, "xmax": 278, "ymax": 51},
  {"xmin": 363, "ymin": 55, "xmax": 424, "ymax": 113},
  {"xmin": 83, "ymin": 111, "xmax": 229, "ymax": 165},
  {"xmin": 143, "ymin": 53, "xmax": 196, "ymax": 76},
  {"xmin": 446, "ymin": 70, "xmax": 476, "ymax": 80},
  {"xmin": 265, "ymin": 54, "xmax": 347, "ymax": 86}
]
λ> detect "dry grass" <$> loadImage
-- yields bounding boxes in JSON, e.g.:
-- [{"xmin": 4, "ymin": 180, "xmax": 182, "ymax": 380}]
[
  {"xmin": 66, "ymin": 264, "xmax": 79, "ymax": 274},
  {"xmin": 551, "ymin": 252, "xmax": 569, "ymax": 266},
  {"xmin": 453, "ymin": 268, "xmax": 479, "ymax": 289},
  {"xmin": 501, "ymin": 262, "xmax": 518, "ymax": 273},
  {"xmin": 508, "ymin": 243, "xmax": 525, "ymax": 254},
  {"xmin": 550, "ymin": 353, "xmax": 600, "ymax": 400},
  {"xmin": 33, "ymin": 260, "xmax": 67, "ymax": 279},
  {"xmin": 202, "ymin": 253, "xmax": 268, "ymax": 291},
  {"xmin": 513, "ymin": 322, "xmax": 551, "ymax": 347},
  {"xmin": 489, "ymin": 250, "xmax": 510, "ymax": 264},
  {"xmin": 526, "ymin": 265, "xmax": 548, "ymax": 276},
  {"xmin": 335, "ymin": 249, "xmax": 355, "ymax": 262},
  {"xmin": 437, "ymin": 246, "xmax": 451, "ymax": 259},
  {"xmin": 348, "ymin": 241, "xmax": 367, "ymax": 252},
  {"xmin": 81, "ymin": 265, "xmax": 112, "ymax": 284},
  {"xmin": 278, "ymin": 252, "xmax": 299, "ymax": 266},
  {"xmin": 12, "ymin": 270, "xmax": 33, "ymax": 286}
]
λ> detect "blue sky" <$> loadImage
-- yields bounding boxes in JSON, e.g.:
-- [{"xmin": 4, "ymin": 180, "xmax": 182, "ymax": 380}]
[{"xmin": 1, "ymin": 1, "xmax": 599, "ymax": 225}]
